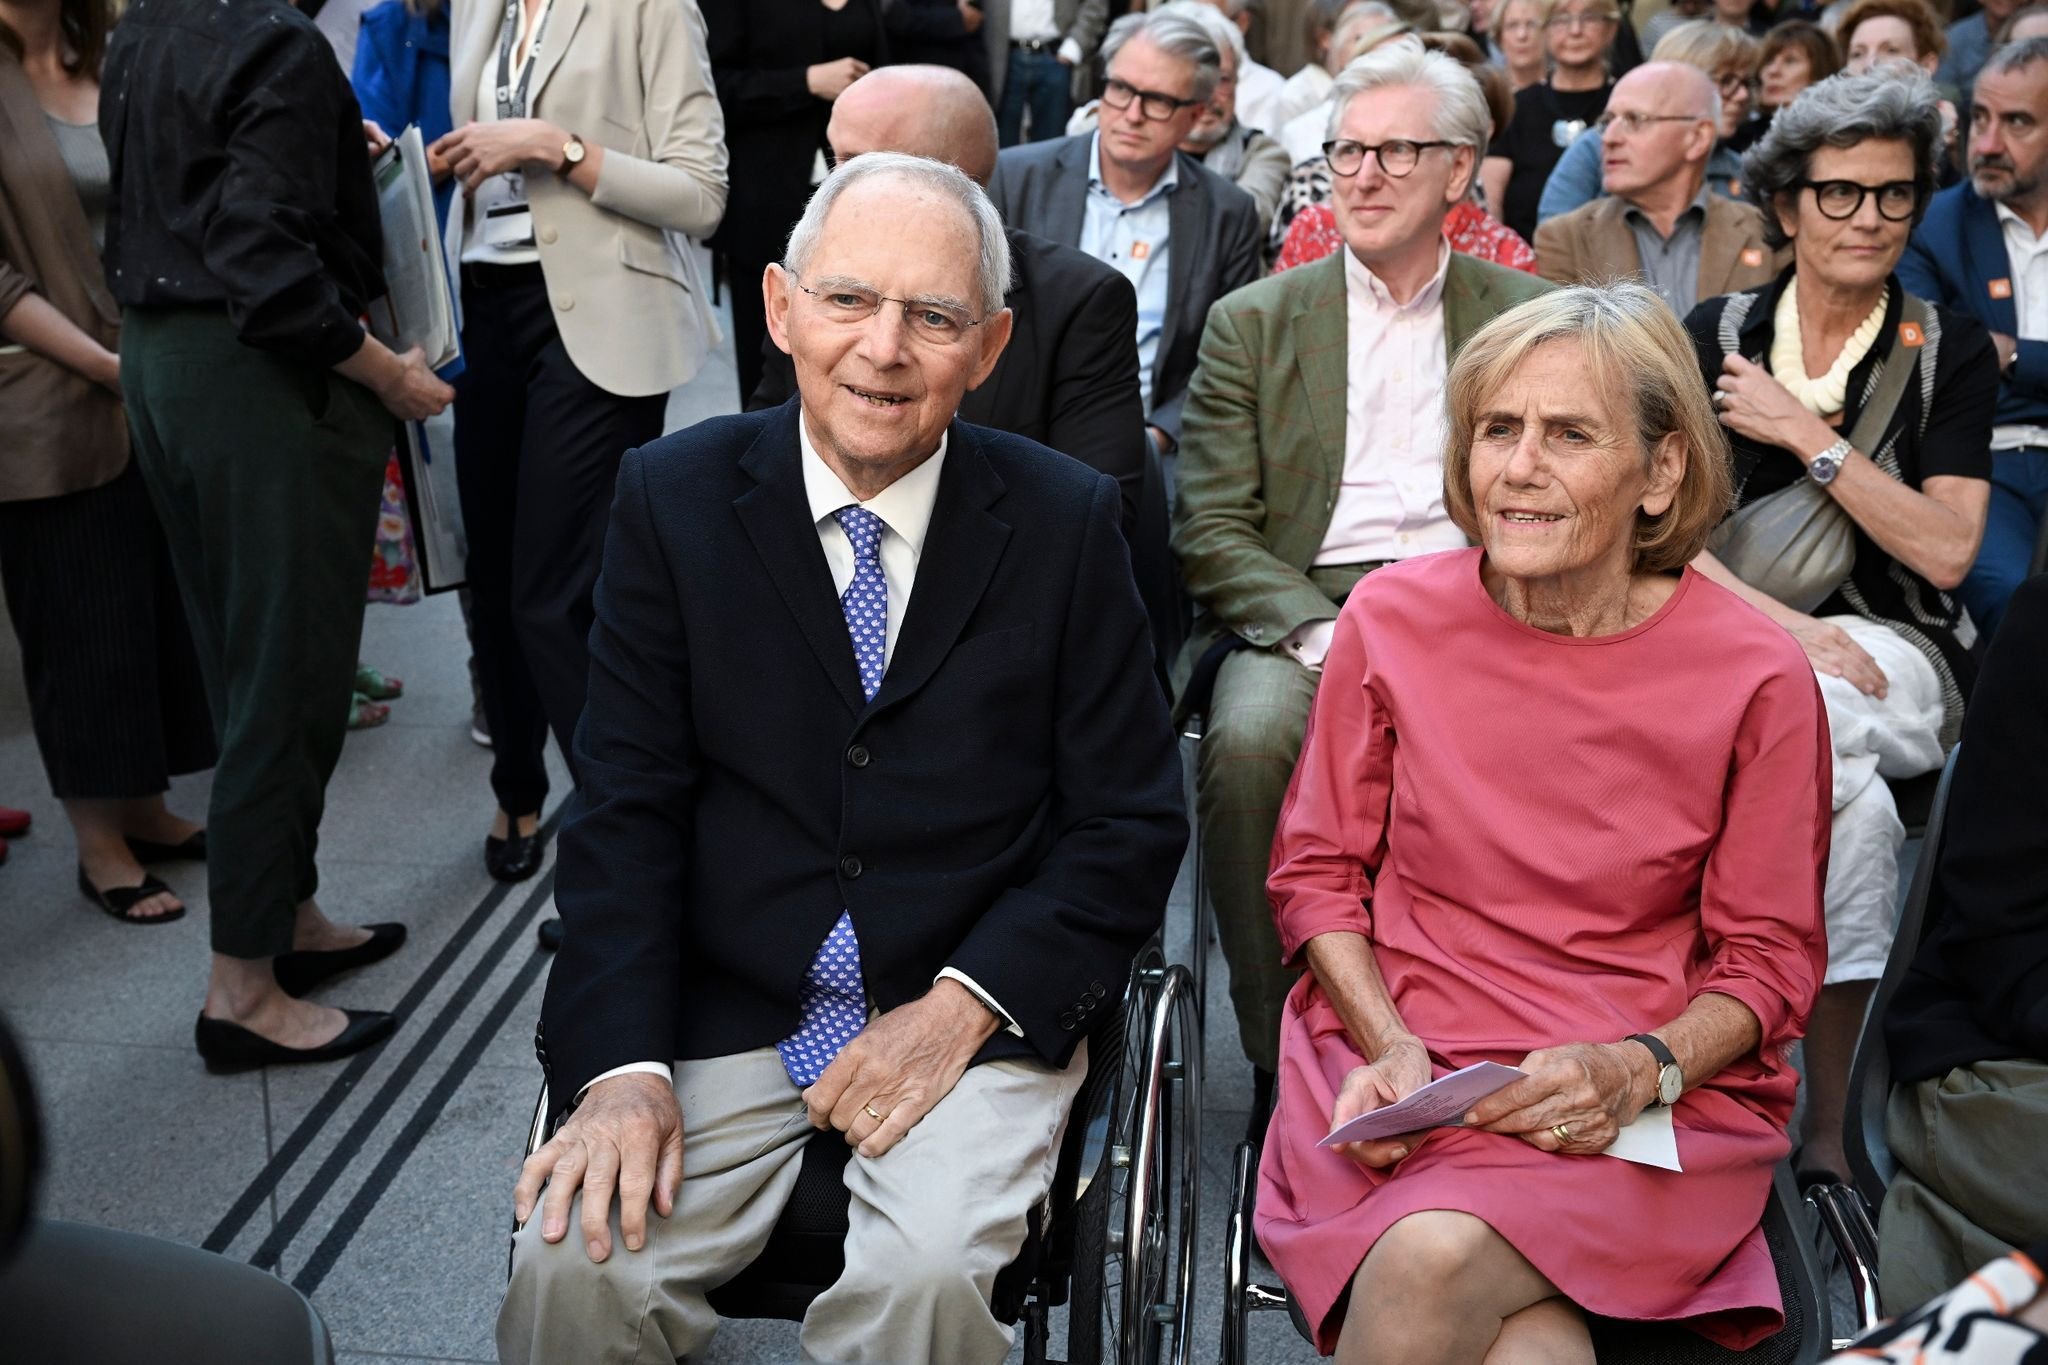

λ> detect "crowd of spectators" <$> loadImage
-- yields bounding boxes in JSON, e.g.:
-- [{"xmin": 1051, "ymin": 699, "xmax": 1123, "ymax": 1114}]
[{"xmin": 1, "ymin": 0, "xmax": 2045, "ymax": 1358}]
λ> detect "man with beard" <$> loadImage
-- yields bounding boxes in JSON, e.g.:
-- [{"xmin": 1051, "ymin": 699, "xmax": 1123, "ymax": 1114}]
[{"xmin": 1900, "ymin": 36, "xmax": 2048, "ymax": 642}]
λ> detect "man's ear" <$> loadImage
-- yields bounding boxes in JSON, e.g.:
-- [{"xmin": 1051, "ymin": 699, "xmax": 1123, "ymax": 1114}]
[
  {"xmin": 764, "ymin": 263, "xmax": 796, "ymax": 357},
  {"xmin": 966, "ymin": 308, "xmax": 1015, "ymax": 391},
  {"xmin": 1445, "ymin": 144, "xmax": 1477, "ymax": 206}
]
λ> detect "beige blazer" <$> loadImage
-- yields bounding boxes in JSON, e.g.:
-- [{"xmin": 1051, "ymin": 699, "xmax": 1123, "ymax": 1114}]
[
  {"xmin": 1533, "ymin": 192, "xmax": 1785, "ymax": 306},
  {"xmin": 448, "ymin": 0, "xmax": 728, "ymax": 397},
  {"xmin": 0, "ymin": 49, "xmax": 126, "ymax": 503}
]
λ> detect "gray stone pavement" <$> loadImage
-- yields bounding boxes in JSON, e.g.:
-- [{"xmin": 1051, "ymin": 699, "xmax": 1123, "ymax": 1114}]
[{"xmin": 0, "ymin": 297, "xmax": 1321, "ymax": 1365}]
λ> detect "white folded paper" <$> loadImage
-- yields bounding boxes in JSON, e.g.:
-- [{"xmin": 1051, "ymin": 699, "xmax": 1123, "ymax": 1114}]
[{"xmin": 1602, "ymin": 1104, "xmax": 1682, "ymax": 1171}]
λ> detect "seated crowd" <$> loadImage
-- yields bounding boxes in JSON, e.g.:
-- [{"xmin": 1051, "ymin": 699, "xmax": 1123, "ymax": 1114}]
[{"xmin": 3, "ymin": 0, "xmax": 2047, "ymax": 1360}]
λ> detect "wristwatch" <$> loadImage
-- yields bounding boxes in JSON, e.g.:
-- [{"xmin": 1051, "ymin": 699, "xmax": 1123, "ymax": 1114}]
[
  {"xmin": 1626, "ymin": 1033, "xmax": 1683, "ymax": 1108},
  {"xmin": 1807, "ymin": 437, "xmax": 1850, "ymax": 486},
  {"xmin": 558, "ymin": 134, "xmax": 586, "ymax": 174}
]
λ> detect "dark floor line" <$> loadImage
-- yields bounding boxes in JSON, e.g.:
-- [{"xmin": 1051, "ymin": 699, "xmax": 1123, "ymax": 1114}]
[
  {"xmin": 292, "ymin": 933, "xmax": 556, "ymax": 1297},
  {"xmin": 250, "ymin": 866, "xmax": 559, "ymax": 1271},
  {"xmin": 200, "ymin": 806, "xmax": 564, "ymax": 1255}
]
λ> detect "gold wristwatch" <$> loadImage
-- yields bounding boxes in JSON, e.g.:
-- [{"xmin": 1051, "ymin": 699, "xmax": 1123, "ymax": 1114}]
[{"xmin": 558, "ymin": 134, "xmax": 585, "ymax": 175}]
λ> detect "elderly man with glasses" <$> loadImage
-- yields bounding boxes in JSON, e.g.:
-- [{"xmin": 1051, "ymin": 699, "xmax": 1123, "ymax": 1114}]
[
  {"xmin": 1172, "ymin": 43, "xmax": 1551, "ymax": 1118},
  {"xmin": 1534, "ymin": 62, "xmax": 1779, "ymax": 316},
  {"xmin": 990, "ymin": 6, "xmax": 1262, "ymax": 464}
]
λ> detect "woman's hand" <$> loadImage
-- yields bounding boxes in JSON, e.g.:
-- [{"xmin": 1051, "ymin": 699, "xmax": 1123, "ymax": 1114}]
[
  {"xmin": 363, "ymin": 119, "xmax": 392, "ymax": 154},
  {"xmin": 1713, "ymin": 354, "xmax": 1835, "ymax": 456},
  {"xmin": 1327, "ymin": 1034, "xmax": 1434, "ymax": 1169},
  {"xmin": 89, "ymin": 344, "xmax": 122, "ymax": 397},
  {"xmin": 807, "ymin": 56, "xmax": 870, "ymax": 101},
  {"xmin": 1785, "ymin": 611, "xmax": 1889, "ymax": 697},
  {"xmin": 1462, "ymin": 1042, "xmax": 1647, "ymax": 1155},
  {"xmin": 374, "ymin": 346, "xmax": 456, "ymax": 422},
  {"xmin": 432, "ymin": 120, "xmax": 566, "ymax": 193}
]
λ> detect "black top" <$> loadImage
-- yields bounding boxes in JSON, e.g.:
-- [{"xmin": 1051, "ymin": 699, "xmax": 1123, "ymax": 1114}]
[
  {"xmin": 98, "ymin": 0, "xmax": 383, "ymax": 369},
  {"xmin": 1489, "ymin": 81, "xmax": 1611, "ymax": 244},
  {"xmin": 1684, "ymin": 271, "xmax": 1995, "ymax": 744},
  {"xmin": 880, "ymin": 0, "xmax": 990, "ymax": 93},
  {"xmin": 1885, "ymin": 575, "xmax": 2048, "ymax": 1085}
]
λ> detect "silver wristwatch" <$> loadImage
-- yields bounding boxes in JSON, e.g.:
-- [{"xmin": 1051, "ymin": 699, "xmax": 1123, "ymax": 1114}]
[{"xmin": 1807, "ymin": 437, "xmax": 1851, "ymax": 485}]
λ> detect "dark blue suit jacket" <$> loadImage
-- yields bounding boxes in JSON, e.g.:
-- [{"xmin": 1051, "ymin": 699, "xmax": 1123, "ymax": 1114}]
[
  {"xmin": 1898, "ymin": 180, "xmax": 2048, "ymax": 432},
  {"xmin": 538, "ymin": 403, "xmax": 1188, "ymax": 1111}
]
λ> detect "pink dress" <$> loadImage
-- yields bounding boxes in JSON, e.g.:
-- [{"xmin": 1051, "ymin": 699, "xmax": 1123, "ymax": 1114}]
[{"xmin": 1258, "ymin": 549, "xmax": 1830, "ymax": 1354}]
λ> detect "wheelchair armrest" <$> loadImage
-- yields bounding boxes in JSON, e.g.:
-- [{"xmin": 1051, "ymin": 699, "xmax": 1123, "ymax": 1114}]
[{"xmin": 1807, "ymin": 1180, "xmax": 1882, "ymax": 1346}]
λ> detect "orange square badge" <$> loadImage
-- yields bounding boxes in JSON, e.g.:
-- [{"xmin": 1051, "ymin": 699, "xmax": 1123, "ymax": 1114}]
[
  {"xmin": 1899, "ymin": 321, "xmax": 1926, "ymax": 347},
  {"xmin": 1130, "ymin": 240, "xmax": 1151, "ymax": 261},
  {"xmin": 1740, "ymin": 247, "xmax": 1764, "ymax": 268},
  {"xmin": 1991, "ymin": 277, "xmax": 2015, "ymax": 300}
]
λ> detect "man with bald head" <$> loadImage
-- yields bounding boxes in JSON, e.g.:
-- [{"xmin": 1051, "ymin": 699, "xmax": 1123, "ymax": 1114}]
[
  {"xmin": 1533, "ymin": 62, "xmax": 1778, "ymax": 316},
  {"xmin": 497, "ymin": 151, "xmax": 1185, "ymax": 1364}
]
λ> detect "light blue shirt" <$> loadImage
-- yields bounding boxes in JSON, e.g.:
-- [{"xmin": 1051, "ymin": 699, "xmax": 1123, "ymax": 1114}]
[{"xmin": 1080, "ymin": 132, "xmax": 1176, "ymax": 411}]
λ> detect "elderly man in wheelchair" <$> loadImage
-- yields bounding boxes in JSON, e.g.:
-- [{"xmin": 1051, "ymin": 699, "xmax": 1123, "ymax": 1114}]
[{"xmin": 495, "ymin": 151, "xmax": 1188, "ymax": 1365}]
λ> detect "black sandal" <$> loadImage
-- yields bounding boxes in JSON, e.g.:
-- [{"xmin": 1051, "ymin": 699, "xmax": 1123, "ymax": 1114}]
[
  {"xmin": 126, "ymin": 830, "xmax": 208, "ymax": 864},
  {"xmin": 77, "ymin": 865, "xmax": 187, "ymax": 925}
]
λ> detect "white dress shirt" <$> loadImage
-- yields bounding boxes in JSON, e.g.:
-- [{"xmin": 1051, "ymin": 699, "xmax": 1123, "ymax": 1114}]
[
  {"xmin": 1008, "ymin": 0, "xmax": 1086, "ymax": 63},
  {"xmin": 1280, "ymin": 241, "xmax": 1467, "ymax": 669},
  {"xmin": 459, "ymin": 0, "xmax": 553, "ymax": 267},
  {"xmin": 1993, "ymin": 201, "xmax": 2048, "ymax": 450},
  {"xmin": 582, "ymin": 415, "xmax": 1020, "ymax": 1099},
  {"xmin": 1236, "ymin": 57, "xmax": 1287, "ymax": 134}
]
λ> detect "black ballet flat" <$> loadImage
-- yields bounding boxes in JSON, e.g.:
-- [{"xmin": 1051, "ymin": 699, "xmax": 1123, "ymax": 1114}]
[
  {"xmin": 126, "ymin": 830, "xmax": 208, "ymax": 863},
  {"xmin": 77, "ymin": 865, "xmax": 187, "ymax": 926},
  {"xmin": 273, "ymin": 923, "xmax": 408, "ymax": 997},
  {"xmin": 194, "ymin": 1009, "xmax": 397, "ymax": 1073},
  {"xmin": 485, "ymin": 825, "xmax": 546, "ymax": 882}
]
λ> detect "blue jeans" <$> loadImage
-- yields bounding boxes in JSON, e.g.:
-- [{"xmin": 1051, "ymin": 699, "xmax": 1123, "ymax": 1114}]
[
  {"xmin": 1956, "ymin": 447, "xmax": 2048, "ymax": 644},
  {"xmin": 997, "ymin": 46, "xmax": 1071, "ymax": 146}
]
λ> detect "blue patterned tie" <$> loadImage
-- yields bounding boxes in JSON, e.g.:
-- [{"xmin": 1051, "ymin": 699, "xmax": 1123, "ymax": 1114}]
[{"xmin": 776, "ymin": 505, "xmax": 887, "ymax": 1088}]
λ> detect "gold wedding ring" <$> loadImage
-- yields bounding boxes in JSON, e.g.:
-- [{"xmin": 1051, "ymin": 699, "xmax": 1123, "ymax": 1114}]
[
  {"xmin": 1551, "ymin": 1123, "xmax": 1574, "ymax": 1144},
  {"xmin": 863, "ymin": 1103, "xmax": 884, "ymax": 1122}
]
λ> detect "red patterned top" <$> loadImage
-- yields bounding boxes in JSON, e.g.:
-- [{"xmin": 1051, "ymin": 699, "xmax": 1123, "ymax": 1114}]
[{"xmin": 1272, "ymin": 202, "xmax": 1539, "ymax": 276}]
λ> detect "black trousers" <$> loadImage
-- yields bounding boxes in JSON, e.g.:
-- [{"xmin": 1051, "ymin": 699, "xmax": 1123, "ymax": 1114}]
[
  {"xmin": 453, "ymin": 267, "xmax": 667, "ymax": 816},
  {"xmin": 0, "ymin": 460, "xmax": 216, "ymax": 799},
  {"xmin": 121, "ymin": 307, "xmax": 391, "ymax": 958}
]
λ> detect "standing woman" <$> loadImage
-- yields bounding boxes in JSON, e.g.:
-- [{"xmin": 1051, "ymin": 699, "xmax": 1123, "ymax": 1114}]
[
  {"xmin": 101, "ymin": 0, "xmax": 454, "ymax": 1066},
  {"xmin": 0, "ymin": 0, "xmax": 213, "ymax": 924},
  {"xmin": 703, "ymin": 0, "xmax": 884, "ymax": 406},
  {"xmin": 1481, "ymin": 0, "xmax": 1616, "ymax": 243},
  {"xmin": 434, "ymin": 0, "xmax": 727, "ymax": 887}
]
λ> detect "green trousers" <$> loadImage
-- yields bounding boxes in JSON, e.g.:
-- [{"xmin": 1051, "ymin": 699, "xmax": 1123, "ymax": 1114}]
[
  {"xmin": 121, "ymin": 308, "xmax": 391, "ymax": 959},
  {"xmin": 1193, "ymin": 564, "xmax": 1372, "ymax": 1075},
  {"xmin": 1879, "ymin": 1057, "xmax": 2048, "ymax": 1314}
]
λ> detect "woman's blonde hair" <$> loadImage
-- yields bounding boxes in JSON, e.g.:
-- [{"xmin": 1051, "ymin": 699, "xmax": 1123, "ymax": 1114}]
[
  {"xmin": 1652, "ymin": 18, "xmax": 1761, "ymax": 75},
  {"xmin": 1441, "ymin": 284, "xmax": 1734, "ymax": 574}
]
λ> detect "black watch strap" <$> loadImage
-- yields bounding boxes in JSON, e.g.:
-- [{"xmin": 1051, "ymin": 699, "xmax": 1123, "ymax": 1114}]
[
  {"xmin": 1627, "ymin": 1032, "xmax": 1676, "ymax": 1069},
  {"xmin": 1627, "ymin": 1032, "xmax": 1680, "ymax": 1106}
]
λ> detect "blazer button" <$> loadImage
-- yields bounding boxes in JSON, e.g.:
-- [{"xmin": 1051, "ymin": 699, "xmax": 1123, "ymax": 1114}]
[
  {"xmin": 538, "ymin": 224, "xmax": 558, "ymax": 245},
  {"xmin": 846, "ymin": 744, "xmax": 870, "ymax": 768},
  {"xmin": 839, "ymin": 854, "xmax": 863, "ymax": 879},
  {"xmin": 1059, "ymin": 1012, "xmax": 1078, "ymax": 1030},
  {"xmin": 554, "ymin": 293, "xmax": 574, "ymax": 311},
  {"xmin": 1091, "ymin": 980, "xmax": 1107, "ymax": 996}
]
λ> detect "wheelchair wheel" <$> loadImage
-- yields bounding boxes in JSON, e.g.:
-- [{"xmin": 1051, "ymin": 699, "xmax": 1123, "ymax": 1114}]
[{"xmin": 1068, "ymin": 948, "xmax": 1201, "ymax": 1365}]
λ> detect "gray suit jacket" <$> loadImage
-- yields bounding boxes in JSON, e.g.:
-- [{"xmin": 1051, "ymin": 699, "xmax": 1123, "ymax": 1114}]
[
  {"xmin": 988, "ymin": 133, "xmax": 1262, "ymax": 443},
  {"xmin": 980, "ymin": 0, "xmax": 1110, "ymax": 105}
]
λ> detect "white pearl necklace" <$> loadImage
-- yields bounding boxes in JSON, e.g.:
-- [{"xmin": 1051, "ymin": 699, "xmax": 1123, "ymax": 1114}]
[{"xmin": 1769, "ymin": 279, "xmax": 1889, "ymax": 418}]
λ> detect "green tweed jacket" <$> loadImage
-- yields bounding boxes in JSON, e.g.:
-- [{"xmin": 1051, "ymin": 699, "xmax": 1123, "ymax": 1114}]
[{"xmin": 1170, "ymin": 249, "xmax": 1555, "ymax": 694}]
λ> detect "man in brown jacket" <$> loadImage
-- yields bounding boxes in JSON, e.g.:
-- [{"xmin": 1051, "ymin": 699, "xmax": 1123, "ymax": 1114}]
[{"xmin": 1534, "ymin": 62, "xmax": 1780, "ymax": 317}]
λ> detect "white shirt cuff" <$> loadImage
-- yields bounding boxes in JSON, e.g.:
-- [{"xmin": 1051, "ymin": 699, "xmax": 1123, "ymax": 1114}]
[
  {"xmin": 1057, "ymin": 37, "xmax": 1084, "ymax": 66},
  {"xmin": 578, "ymin": 1060, "xmax": 674, "ymax": 1103},
  {"xmin": 936, "ymin": 967, "xmax": 1025, "ymax": 1037},
  {"xmin": 1276, "ymin": 618, "xmax": 1337, "ymax": 670}
]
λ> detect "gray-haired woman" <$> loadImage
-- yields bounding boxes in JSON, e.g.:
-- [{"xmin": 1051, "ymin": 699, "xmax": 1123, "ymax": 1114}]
[{"xmin": 1683, "ymin": 69, "xmax": 1994, "ymax": 1185}]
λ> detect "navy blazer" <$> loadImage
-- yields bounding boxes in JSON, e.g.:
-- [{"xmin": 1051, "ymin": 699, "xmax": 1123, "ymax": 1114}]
[
  {"xmin": 538, "ymin": 403, "xmax": 1189, "ymax": 1111},
  {"xmin": 1898, "ymin": 180, "xmax": 2048, "ymax": 432}
]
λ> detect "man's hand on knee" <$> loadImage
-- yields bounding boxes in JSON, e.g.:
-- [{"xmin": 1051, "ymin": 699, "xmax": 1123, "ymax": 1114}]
[
  {"xmin": 803, "ymin": 979, "xmax": 1002, "ymax": 1159},
  {"xmin": 513, "ymin": 1072, "xmax": 683, "ymax": 1264}
]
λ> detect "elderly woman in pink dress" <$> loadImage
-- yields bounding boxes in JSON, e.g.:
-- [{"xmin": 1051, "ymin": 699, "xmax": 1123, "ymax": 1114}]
[{"xmin": 1257, "ymin": 282, "xmax": 1831, "ymax": 1362}]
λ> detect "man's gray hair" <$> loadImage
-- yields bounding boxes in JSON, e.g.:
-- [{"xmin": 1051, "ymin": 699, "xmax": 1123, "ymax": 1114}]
[
  {"xmin": 1325, "ymin": 41, "xmax": 1494, "ymax": 147},
  {"xmin": 782, "ymin": 152, "xmax": 1012, "ymax": 315},
  {"xmin": 1981, "ymin": 33, "xmax": 2048, "ymax": 80},
  {"xmin": 1741, "ymin": 68, "xmax": 1942, "ymax": 249},
  {"xmin": 1101, "ymin": 7, "xmax": 1225, "ymax": 102},
  {"xmin": 1162, "ymin": 0, "xmax": 1248, "ymax": 71}
]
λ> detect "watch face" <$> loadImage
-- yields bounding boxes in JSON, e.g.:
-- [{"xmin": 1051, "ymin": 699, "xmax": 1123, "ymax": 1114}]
[
  {"xmin": 1810, "ymin": 456, "xmax": 1839, "ymax": 485},
  {"xmin": 1658, "ymin": 1066, "xmax": 1683, "ymax": 1106},
  {"xmin": 564, "ymin": 140, "xmax": 585, "ymax": 164}
]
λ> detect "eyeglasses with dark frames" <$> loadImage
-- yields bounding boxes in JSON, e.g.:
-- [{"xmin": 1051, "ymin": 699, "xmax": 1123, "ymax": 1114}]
[
  {"xmin": 1323, "ymin": 137, "xmax": 1456, "ymax": 178},
  {"xmin": 1594, "ymin": 110, "xmax": 1707, "ymax": 135},
  {"xmin": 1100, "ymin": 77, "xmax": 1203, "ymax": 121},
  {"xmin": 1797, "ymin": 178, "xmax": 1918, "ymax": 221},
  {"xmin": 791, "ymin": 279, "xmax": 988, "ymax": 345}
]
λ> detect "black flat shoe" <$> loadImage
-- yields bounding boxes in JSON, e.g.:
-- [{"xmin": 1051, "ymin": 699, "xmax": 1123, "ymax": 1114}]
[
  {"xmin": 194, "ymin": 1009, "xmax": 397, "ymax": 1073},
  {"xmin": 273, "ymin": 923, "xmax": 408, "ymax": 997},
  {"xmin": 126, "ymin": 830, "xmax": 207, "ymax": 863},
  {"xmin": 536, "ymin": 917, "xmax": 563, "ymax": 952},
  {"xmin": 485, "ymin": 825, "xmax": 546, "ymax": 882},
  {"xmin": 77, "ymin": 865, "xmax": 187, "ymax": 926}
]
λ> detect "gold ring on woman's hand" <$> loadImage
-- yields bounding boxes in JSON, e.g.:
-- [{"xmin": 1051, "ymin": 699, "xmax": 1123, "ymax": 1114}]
[
  {"xmin": 863, "ymin": 1103, "xmax": 884, "ymax": 1122},
  {"xmin": 1551, "ymin": 1123, "xmax": 1573, "ymax": 1144}
]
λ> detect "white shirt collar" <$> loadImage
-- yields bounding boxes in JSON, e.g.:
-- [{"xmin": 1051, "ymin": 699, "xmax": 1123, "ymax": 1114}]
[
  {"xmin": 1087, "ymin": 130, "xmax": 1180, "ymax": 205},
  {"xmin": 1344, "ymin": 236, "xmax": 1452, "ymax": 314},
  {"xmin": 797, "ymin": 409, "xmax": 947, "ymax": 556},
  {"xmin": 1994, "ymin": 200, "xmax": 2048, "ymax": 253}
]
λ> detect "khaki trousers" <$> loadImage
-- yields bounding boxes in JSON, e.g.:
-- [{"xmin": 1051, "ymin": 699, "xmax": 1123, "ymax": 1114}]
[{"xmin": 498, "ymin": 1042, "xmax": 1088, "ymax": 1365}]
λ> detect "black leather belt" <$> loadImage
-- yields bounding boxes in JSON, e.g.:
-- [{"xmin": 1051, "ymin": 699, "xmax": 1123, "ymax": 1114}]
[
  {"xmin": 1011, "ymin": 36, "xmax": 1057, "ymax": 52},
  {"xmin": 460, "ymin": 261, "xmax": 545, "ymax": 291}
]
